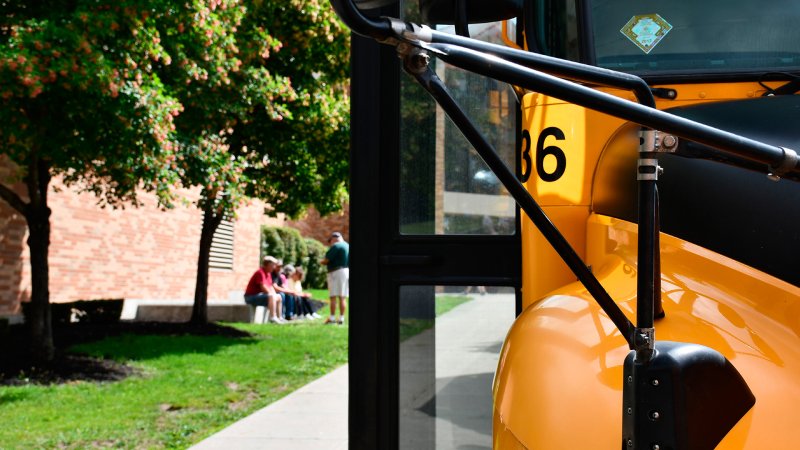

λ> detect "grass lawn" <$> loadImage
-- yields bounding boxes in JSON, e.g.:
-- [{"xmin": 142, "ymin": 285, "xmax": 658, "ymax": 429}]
[
  {"xmin": 307, "ymin": 289, "xmax": 351, "ymax": 323},
  {"xmin": 307, "ymin": 288, "xmax": 329, "ymax": 300},
  {"xmin": 0, "ymin": 321, "xmax": 347, "ymax": 449},
  {"xmin": 399, "ymin": 294, "xmax": 473, "ymax": 341}
]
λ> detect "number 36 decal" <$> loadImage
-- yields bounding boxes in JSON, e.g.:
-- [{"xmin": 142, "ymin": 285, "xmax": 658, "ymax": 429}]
[{"xmin": 520, "ymin": 127, "xmax": 567, "ymax": 183}]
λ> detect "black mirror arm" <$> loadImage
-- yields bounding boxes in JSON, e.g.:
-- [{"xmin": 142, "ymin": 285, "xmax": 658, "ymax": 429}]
[
  {"xmin": 401, "ymin": 49, "xmax": 637, "ymax": 347},
  {"xmin": 329, "ymin": 0, "xmax": 797, "ymax": 174},
  {"xmin": 405, "ymin": 44, "xmax": 756, "ymax": 450},
  {"xmin": 424, "ymin": 43, "xmax": 797, "ymax": 176},
  {"xmin": 330, "ymin": 0, "xmax": 394, "ymax": 41},
  {"xmin": 426, "ymin": 30, "xmax": 656, "ymax": 107},
  {"xmin": 635, "ymin": 131, "xmax": 661, "ymax": 362},
  {"xmin": 330, "ymin": 0, "xmax": 658, "ymax": 105}
]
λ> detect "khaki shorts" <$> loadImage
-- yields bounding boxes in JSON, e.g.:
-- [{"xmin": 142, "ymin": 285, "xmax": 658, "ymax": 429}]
[{"xmin": 327, "ymin": 268, "xmax": 349, "ymax": 297}]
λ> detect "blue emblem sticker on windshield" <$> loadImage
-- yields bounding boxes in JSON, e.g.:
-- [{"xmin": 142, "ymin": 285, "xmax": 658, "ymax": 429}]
[{"xmin": 620, "ymin": 14, "xmax": 673, "ymax": 54}]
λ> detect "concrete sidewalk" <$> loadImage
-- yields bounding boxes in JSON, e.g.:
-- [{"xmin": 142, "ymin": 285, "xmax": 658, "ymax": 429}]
[
  {"xmin": 191, "ymin": 365, "xmax": 349, "ymax": 450},
  {"xmin": 400, "ymin": 292, "xmax": 515, "ymax": 449},
  {"xmin": 191, "ymin": 292, "xmax": 514, "ymax": 450}
]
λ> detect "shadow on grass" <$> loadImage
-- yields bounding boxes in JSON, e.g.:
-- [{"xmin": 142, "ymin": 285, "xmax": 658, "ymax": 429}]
[
  {"xmin": 70, "ymin": 326, "xmax": 259, "ymax": 362},
  {"xmin": 1, "ymin": 322, "xmax": 256, "ymax": 385},
  {"xmin": 0, "ymin": 389, "xmax": 33, "ymax": 406}
]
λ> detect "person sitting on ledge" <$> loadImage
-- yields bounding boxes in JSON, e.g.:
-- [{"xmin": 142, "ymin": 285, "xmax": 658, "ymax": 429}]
[
  {"xmin": 244, "ymin": 256, "xmax": 285, "ymax": 324},
  {"xmin": 271, "ymin": 259, "xmax": 301, "ymax": 321},
  {"xmin": 284, "ymin": 265, "xmax": 320, "ymax": 320}
]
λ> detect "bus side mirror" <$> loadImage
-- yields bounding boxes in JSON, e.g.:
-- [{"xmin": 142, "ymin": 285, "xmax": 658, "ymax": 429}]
[
  {"xmin": 622, "ymin": 341, "xmax": 755, "ymax": 450},
  {"xmin": 420, "ymin": 0, "xmax": 522, "ymax": 25}
]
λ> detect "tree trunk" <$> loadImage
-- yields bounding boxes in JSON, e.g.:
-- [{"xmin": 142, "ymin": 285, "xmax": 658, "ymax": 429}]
[
  {"xmin": 190, "ymin": 203, "xmax": 224, "ymax": 324},
  {"xmin": 24, "ymin": 157, "xmax": 54, "ymax": 362}
]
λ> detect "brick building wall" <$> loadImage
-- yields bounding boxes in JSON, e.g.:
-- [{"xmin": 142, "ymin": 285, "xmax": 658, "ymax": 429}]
[
  {"xmin": 0, "ymin": 174, "xmax": 282, "ymax": 317},
  {"xmin": 0, "ymin": 192, "xmax": 26, "ymax": 316},
  {"xmin": 286, "ymin": 203, "xmax": 350, "ymax": 244}
]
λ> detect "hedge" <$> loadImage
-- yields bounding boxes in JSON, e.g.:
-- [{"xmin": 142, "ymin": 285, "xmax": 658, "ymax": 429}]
[
  {"xmin": 260, "ymin": 226, "xmax": 327, "ymax": 289},
  {"xmin": 303, "ymin": 238, "xmax": 328, "ymax": 290}
]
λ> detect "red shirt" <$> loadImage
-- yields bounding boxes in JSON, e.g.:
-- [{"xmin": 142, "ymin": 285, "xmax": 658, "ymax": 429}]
[{"xmin": 245, "ymin": 268, "xmax": 273, "ymax": 296}]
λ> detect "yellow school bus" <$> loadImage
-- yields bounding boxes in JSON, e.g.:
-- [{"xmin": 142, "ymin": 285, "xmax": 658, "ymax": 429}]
[{"xmin": 332, "ymin": 0, "xmax": 800, "ymax": 448}]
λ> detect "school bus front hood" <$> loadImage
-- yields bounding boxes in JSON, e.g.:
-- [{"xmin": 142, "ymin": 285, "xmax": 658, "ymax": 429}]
[{"xmin": 493, "ymin": 215, "xmax": 800, "ymax": 449}]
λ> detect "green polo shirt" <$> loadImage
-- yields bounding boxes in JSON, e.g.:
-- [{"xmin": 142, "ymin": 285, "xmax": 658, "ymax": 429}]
[{"xmin": 326, "ymin": 241, "xmax": 349, "ymax": 271}]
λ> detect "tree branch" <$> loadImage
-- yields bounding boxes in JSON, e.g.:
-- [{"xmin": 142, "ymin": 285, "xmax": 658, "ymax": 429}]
[{"xmin": 0, "ymin": 181, "xmax": 27, "ymax": 214}]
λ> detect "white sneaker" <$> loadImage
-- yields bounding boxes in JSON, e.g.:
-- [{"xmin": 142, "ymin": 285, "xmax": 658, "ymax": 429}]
[
  {"xmin": 338, "ymin": 317, "xmax": 345, "ymax": 325},
  {"xmin": 312, "ymin": 313, "xmax": 322, "ymax": 319},
  {"xmin": 305, "ymin": 314, "xmax": 315, "ymax": 320},
  {"xmin": 268, "ymin": 316, "xmax": 283, "ymax": 324}
]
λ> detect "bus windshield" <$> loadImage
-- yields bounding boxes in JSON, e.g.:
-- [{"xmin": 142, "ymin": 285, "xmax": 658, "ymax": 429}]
[{"xmin": 591, "ymin": 0, "xmax": 800, "ymax": 75}]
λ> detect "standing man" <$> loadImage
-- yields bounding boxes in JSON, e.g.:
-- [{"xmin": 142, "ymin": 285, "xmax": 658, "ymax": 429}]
[
  {"xmin": 244, "ymin": 256, "xmax": 285, "ymax": 324},
  {"xmin": 321, "ymin": 231, "xmax": 349, "ymax": 324}
]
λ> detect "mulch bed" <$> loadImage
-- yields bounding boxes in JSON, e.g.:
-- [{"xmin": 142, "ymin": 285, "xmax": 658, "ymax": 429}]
[{"xmin": 0, "ymin": 322, "xmax": 253, "ymax": 386}]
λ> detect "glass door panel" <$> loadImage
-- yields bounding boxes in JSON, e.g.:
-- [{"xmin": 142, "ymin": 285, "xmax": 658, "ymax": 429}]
[
  {"xmin": 347, "ymin": 4, "xmax": 522, "ymax": 448},
  {"xmin": 399, "ymin": 286, "xmax": 516, "ymax": 449},
  {"xmin": 399, "ymin": 19, "xmax": 518, "ymax": 235}
]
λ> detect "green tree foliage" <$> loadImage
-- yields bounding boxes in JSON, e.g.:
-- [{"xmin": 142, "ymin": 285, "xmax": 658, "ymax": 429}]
[
  {"xmin": 152, "ymin": 0, "xmax": 350, "ymax": 323},
  {"xmin": 0, "ymin": 0, "xmax": 350, "ymax": 354},
  {"xmin": 0, "ymin": 2, "xmax": 186, "ymax": 361}
]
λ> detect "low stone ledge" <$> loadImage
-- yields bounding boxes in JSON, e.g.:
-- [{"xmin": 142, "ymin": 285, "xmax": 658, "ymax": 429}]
[{"xmin": 133, "ymin": 304, "xmax": 252, "ymax": 322}]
